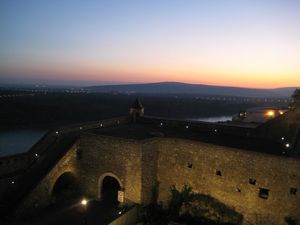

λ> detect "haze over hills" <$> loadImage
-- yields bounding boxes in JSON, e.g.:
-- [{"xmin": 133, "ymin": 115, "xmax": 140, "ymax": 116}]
[{"xmin": 87, "ymin": 82, "xmax": 298, "ymax": 98}]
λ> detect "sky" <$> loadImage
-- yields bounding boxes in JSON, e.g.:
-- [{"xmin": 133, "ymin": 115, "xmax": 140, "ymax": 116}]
[{"xmin": 0, "ymin": 0, "xmax": 300, "ymax": 88}]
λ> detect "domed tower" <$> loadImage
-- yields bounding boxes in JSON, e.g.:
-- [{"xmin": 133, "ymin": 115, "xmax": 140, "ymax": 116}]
[{"xmin": 129, "ymin": 98, "xmax": 144, "ymax": 122}]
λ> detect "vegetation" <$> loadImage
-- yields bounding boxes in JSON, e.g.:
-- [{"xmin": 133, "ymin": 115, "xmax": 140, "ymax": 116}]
[
  {"xmin": 0, "ymin": 91, "xmax": 288, "ymax": 129},
  {"xmin": 138, "ymin": 184, "xmax": 243, "ymax": 225},
  {"xmin": 291, "ymin": 89, "xmax": 300, "ymax": 110}
]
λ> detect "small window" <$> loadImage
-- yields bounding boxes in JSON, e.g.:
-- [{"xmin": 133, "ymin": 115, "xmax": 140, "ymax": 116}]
[
  {"xmin": 259, "ymin": 188, "xmax": 269, "ymax": 199},
  {"xmin": 249, "ymin": 178, "xmax": 256, "ymax": 185},
  {"xmin": 187, "ymin": 163, "xmax": 193, "ymax": 169},
  {"xmin": 290, "ymin": 188, "xmax": 297, "ymax": 195},
  {"xmin": 216, "ymin": 170, "xmax": 222, "ymax": 176}
]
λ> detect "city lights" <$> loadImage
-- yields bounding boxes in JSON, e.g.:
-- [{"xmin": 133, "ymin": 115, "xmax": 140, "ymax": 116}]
[{"xmin": 266, "ymin": 110, "xmax": 275, "ymax": 117}]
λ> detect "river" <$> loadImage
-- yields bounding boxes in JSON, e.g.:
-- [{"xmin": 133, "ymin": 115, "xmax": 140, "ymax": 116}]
[
  {"xmin": 188, "ymin": 116, "xmax": 233, "ymax": 122},
  {"xmin": 0, "ymin": 130, "xmax": 47, "ymax": 157}
]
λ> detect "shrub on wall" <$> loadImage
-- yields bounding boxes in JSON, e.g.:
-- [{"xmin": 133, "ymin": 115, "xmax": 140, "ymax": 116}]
[{"xmin": 169, "ymin": 185, "xmax": 243, "ymax": 225}]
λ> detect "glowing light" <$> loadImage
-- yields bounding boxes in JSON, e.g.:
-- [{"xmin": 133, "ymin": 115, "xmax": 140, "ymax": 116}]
[
  {"xmin": 214, "ymin": 129, "xmax": 218, "ymax": 133},
  {"xmin": 285, "ymin": 143, "xmax": 290, "ymax": 148},
  {"xmin": 279, "ymin": 111, "xmax": 284, "ymax": 115},
  {"xmin": 266, "ymin": 110, "xmax": 275, "ymax": 117},
  {"xmin": 81, "ymin": 199, "xmax": 87, "ymax": 206},
  {"xmin": 160, "ymin": 122, "xmax": 163, "ymax": 126},
  {"xmin": 186, "ymin": 125, "xmax": 189, "ymax": 129},
  {"xmin": 281, "ymin": 137, "xmax": 285, "ymax": 141},
  {"xmin": 55, "ymin": 131, "xmax": 59, "ymax": 134},
  {"xmin": 118, "ymin": 211, "xmax": 122, "ymax": 215},
  {"xmin": 11, "ymin": 181, "xmax": 15, "ymax": 184},
  {"xmin": 35, "ymin": 153, "xmax": 39, "ymax": 157}
]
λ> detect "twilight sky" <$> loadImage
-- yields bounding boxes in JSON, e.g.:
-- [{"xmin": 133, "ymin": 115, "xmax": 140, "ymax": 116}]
[{"xmin": 0, "ymin": 0, "xmax": 300, "ymax": 88}]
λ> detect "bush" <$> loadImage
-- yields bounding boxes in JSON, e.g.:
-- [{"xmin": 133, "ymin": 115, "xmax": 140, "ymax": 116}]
[{"xmin": 169, "ymin": 185, "xmax": 243, "ymax": 225}]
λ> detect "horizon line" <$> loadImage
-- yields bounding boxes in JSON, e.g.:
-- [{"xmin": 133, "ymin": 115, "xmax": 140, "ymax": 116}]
[{"xmin": 0, "ymin": 78, "xmax": 299, "ymax": 90}]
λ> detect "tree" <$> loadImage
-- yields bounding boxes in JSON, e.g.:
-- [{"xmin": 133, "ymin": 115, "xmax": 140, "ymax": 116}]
[
  {"xmin": 291, "ymin": 89, "xmax": 300, "ymax": 110},
  {"xmin": 292, "ymin": 89, "xmax": 300, "ymax": 102}
]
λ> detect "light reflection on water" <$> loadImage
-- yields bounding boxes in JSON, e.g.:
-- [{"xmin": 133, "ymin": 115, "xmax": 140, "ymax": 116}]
[
  {"xmin": 188, "ymin": 116, "xmax": 233, "ymax": 123},
  {"xmin": 0, "ymin": 130, "xmax": 46, "ymax": 157}
]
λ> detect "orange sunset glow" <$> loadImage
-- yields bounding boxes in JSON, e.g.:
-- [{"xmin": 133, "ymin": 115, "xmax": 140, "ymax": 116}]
[{"xmin": 1, "ymin": 0, "xmax": 300, "ymax": 88}]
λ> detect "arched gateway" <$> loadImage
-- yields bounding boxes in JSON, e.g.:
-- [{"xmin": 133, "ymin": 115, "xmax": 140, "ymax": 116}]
[
  {"xmin": 98, "ymin": 172, "xmax": 123, "ymax": 206},
  {"xmin": 52, "ymin": 172, "xmax": 81, "ymax": 202}
]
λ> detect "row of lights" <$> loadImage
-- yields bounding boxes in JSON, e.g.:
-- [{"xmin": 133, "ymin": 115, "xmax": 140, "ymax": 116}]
[
  {"xmin": 281, "ymin": 136, "xmax": 291, "ymax": 155},
  {"xmin": 281, "ymin": 137, "xmax": 291, "ymax": 149},
  {"xmin": 53, "ymin": 120, "xmax": 121, "ymax": 136},
  {"xmin": 10, "ymin": 152, "xmax": 41, "ymax": 185},
  {"xmin": 160, "ymin": 122, "xmax": 220, "ymax": 134}
]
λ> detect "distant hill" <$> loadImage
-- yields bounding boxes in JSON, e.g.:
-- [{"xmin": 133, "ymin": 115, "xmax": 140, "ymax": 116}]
[{"xmin": 87, "ymin": 82, "xmax": 298, "ymax": 98}]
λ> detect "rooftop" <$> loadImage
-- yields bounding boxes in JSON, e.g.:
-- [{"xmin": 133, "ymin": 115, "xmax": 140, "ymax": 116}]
[{"xmin": 86, "ymin": 117, "xmax": 286, "ymax": 156}]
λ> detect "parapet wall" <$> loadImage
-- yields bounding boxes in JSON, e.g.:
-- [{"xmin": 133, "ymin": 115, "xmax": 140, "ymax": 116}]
[
  {"xmin": 0, "ymin": 116, "xmax": 130, "ymax": 178},
  {"xmin": 156, "ymin": 138, "xmax": 300, "ymax": 224}
]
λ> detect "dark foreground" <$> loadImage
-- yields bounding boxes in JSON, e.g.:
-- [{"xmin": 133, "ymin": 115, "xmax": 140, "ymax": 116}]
[{"xmin": 3, "ymin": 199, "xmax": 124, "ymax": 225}]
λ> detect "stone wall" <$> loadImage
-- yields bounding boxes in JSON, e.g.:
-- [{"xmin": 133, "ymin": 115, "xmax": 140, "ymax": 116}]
[
  {"xmin": 0, "ymin": 153, "xmax": 29, "ymax": 177},
  {"xmin": 9, "ymin": 127, "xmax": 300, "ymax": 224},
  {"xmin": 15, "ymin": 142, "xmax": 79, "ymax": 214},
  {"xmin": 156, "ymin": 138, "xmax": 300, "ymax": 225},
  {"xmin": 78, "ymin": 134, "xmax": 142, "ymax": 203}
]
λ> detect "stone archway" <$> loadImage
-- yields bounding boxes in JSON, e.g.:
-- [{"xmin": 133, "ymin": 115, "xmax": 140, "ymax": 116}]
[
  {"xmin": 52, "ymin": 172, "xmax": 81, "ymax": 203},
  {"xmin": 98, "ymin": 172, "xmax": 123, "ymax": 205}
]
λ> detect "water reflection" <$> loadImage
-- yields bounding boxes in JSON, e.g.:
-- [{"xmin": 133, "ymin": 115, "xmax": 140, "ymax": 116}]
[
  {"xmin": 189, "ymin": 116, "xmax": 232, "ymax": 123},
  {"xmin": 0, "ymin": 130, "xmax": 46, "ymax": 157}
]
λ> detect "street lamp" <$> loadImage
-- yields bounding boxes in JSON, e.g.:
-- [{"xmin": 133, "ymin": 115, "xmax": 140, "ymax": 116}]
[
  {"xmin": 81, "ymin": 199, "xmax": 87, "ymax": 206},
  {"xmin": 81, "ymin": 198, "xmax": 88, "ymax": 225}
]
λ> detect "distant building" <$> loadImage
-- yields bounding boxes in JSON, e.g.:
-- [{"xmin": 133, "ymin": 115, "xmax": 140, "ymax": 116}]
[{"xmin": 232, "ymin": 107, "xmax": 288, "ymax": 123}]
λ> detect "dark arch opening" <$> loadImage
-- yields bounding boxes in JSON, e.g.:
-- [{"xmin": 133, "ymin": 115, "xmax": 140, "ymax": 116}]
[
  {"xmin": 101, "ymin": 176, "xmax": 121, "ymax": 206},
  {"xmin": 52, "ymin": 172, "xmax": 81, "ymax": 203}
]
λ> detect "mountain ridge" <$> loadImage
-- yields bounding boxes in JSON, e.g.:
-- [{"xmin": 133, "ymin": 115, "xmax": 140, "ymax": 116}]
[{"xmin": 87, "ymin": 82, "xmax": 298, "ymax": 98}]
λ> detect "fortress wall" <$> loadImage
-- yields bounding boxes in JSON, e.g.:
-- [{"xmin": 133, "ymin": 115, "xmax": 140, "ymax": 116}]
[
  {"xmin": 58, "ymin": 116, "xmax": 130, "ymax": 134},
  {"xmin": 78, "ymin": 134, "xmax": 142, "ymax": 204},
  {"xmin": 0, "ymin": 153, "xmax": 29, "ymax": 177},
  {"xmin": 0, "ymin": 131, "xmax": 56, "ymax": 177},
  {"xmin": 141, "ymin": 139, "xmax": 160, "ymax": 204},
  {"xmin": 156, "ymin": 138, "xmax": 300, "ymax": 224},
  {"xmin": 0, "ymin": 117, "xmax": 130, "ymax": 178},
  {"xmin": 15, "ymin": 143, "xmax": 78, "ymax": 214}
]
